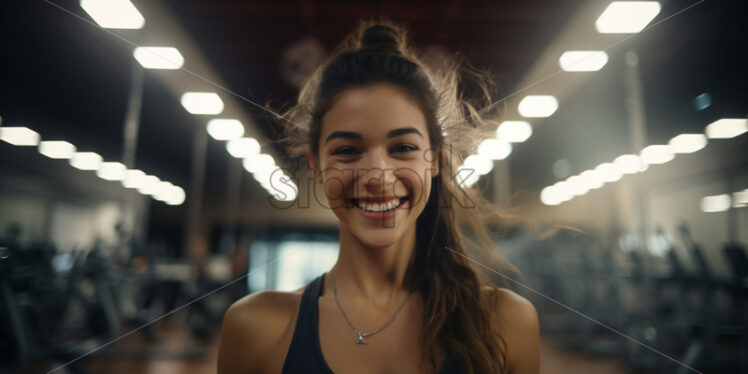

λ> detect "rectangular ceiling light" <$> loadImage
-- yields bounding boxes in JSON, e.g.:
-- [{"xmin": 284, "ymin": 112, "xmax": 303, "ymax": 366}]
[
  {"xmin": 596, "ymin": 1, "xmax": 661, "ymax": 34},
  {"xmin": 614, "ymin": 154, "xmax": 646, "ymax": 174},
  {"xmin": 705, "ymin": 118, "xmax": 748, "ymax": 139},
  {"xmin": 207, "ymin": 119, "xmax": 245, "ymax": 140},
  {"xmin": 518, "ymin": 95, "xmax": 558, "ymax": 118},
  {"xmin": 70, "ymin": 152, "xmax": 103, "ymax": 170},
  {"xmin": 137, "ymin": 175, "xmax": 160, "ymax": 195},
  {"xmin": 181, "ymin": 92, "xmax": 224, "ymax": 114},
  {"xmin": 496, "ymin": 121, "xmax": 532, "ymax": 142},
  {"xmin": 559, "ymin": 51, "xmax": 609, "ymax": 71},
  {"xmin": 640, "ymin": 144, "xmax": 674, "ymax": 165},
  {"xmin": 668, "ymin": 133, "xmax": 707, "ymax": 153},
  {"xmin": 227, "ymin": 137, "xmax": 261, "ymax": 158},
  {"xmin": 133, "ymin": 47, "xmax": 184, "ymax": 69},
  {"xmin": 477, "ymin": 138, "xmax": 512, "ymax": 160},
  {"xmin": 594, "ymin": 162, "xmax": 622, "ymax": 182},
  {"xmin": 700, "ymin": 194, "xmax": 731, "ymax": 213},
  {"xmin": 0, "ymin": 126, "xmax": 40, "ymax": 146},
  {"xmin": 80, "ymin": 0, "xmax": 145, "ymax": 29},
  {"xmin": 97, "ymin": 161, "xmax": 126, "ymax": 181},
  {"xmin": 39, "ymin": 140, "xmax": 76, "ymax": 159},
  {"xmin": 123, "ymin": 169, "xmax": 146, "ymax": 189},
  {"xmin": 165, "ymin": 186, "xmax": 186, "ymax": 206},
  {"xmin": 734, "ymin": 190, "xmax": 748, "ymax": 208}
]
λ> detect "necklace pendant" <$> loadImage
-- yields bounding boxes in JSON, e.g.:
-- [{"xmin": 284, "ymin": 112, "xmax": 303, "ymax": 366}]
[{"xmin": 356, "ymin": 331, "xmax": 367, "ymax": 345}]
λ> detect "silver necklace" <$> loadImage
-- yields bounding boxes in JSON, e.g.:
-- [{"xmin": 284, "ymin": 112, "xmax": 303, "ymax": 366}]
[{"xmin": 328, "ymin": 271, "xmax": 415, "ymax": 345}]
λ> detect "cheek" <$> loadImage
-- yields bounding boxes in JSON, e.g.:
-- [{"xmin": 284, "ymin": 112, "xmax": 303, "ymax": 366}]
[
  {"xmin": 395, "ymin": 165, "xmax": 434, "ymax": 205},
  {"xmin": 321, "ymin": 169, "xmax": 351, "ymax": 202}
]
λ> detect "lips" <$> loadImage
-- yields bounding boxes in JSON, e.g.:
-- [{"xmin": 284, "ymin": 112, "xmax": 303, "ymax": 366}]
[{"xmin": 347, "ymin": 195, "xmax": 409, "ymax": 212}]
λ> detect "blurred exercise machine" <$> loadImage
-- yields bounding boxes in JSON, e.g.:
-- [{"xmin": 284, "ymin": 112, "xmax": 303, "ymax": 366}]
[
  {"xmin": 515, "ymin": 224, "xmax": 748, "ymax": 374},
  {"xmin": 0, "ymin": 224, "xmax": 238, "ymax": 371}
]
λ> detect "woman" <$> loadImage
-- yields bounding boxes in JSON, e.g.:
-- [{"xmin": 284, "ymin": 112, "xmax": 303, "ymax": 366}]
[{"xmin": 217, "ymin": 20, "xmax": 540, "ymax": 374}]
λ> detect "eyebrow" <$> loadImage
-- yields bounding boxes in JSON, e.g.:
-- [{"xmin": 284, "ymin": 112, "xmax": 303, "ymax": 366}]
[{"xmin": 324, "ymin": 127, "xmax": 424, "ymax": 144}]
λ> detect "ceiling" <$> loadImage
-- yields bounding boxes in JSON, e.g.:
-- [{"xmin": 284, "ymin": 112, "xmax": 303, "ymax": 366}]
[{"xmin": 1, "ymin": 0, "xmax": 746, "ymax": 238}]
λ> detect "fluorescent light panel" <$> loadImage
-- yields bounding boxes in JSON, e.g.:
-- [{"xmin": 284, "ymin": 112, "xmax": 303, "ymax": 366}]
[
  {"xmin": 496, "ymin": 121, "xmax": 532, "ymax": 142},
  {"xmin": 80, "ymin": 0, "xmax": 145, "ymax": 29},
  {"xmin": 39, "ymin": 141, "xmax": 76, "ymax": 159},
  {"xmin": 559, "ymin": 51, "xmax": 609, "ymax": 71},
  {"xmin": 97, "ymin": 162, "xmax": 126, "ymax": 181},
  {"xmin": 614, "ymin": 154, "xmax": 645, "ymax": 174},
  {"xmin": 0, "ymin": 127, "xmax": 40, "ymax": 146},
  {"xmin": 668, "ymin": 133, "xmax": 707, "ymax": 154},
  {"xmin": 640, "ymin": 145, "xmax": 674, "ymax": 165},
  {"xmin": 123, "ymin": 169, "xmax": 146, "ymax": 189},
  {"xmin": 133, "ymin": 47, "xmax": 184, "ymax": 69},
  {"xmin": 70, "ymin": 152, "xmax": 102, "ymax": 170},
  {"xmin": 518, "ymin": 95, "xmax": 558, "ymax": 118},
  {"xmin": 181, "ymin": 92, "xmax": 224, "ymax": 115},
  {"xmin": 566, "ymin": 175, "xmax": 589, "ymax": 196},
  {"xmin": 153, "ymin": 181, "xmax": 175, "ymax": 202},
  {"xmin": 243, "ymin": 153, "xmax": 276, "ymax": 175},
  {"xmin": 540, "ymin": 186, "xmax": 562, "ymax": 206},
  {"xmin": 477, "ymin": 138, "xmax": 512, "ymax": 160},
  {"xmin": 463, "ymin": 154, "xmax": 493, "ymax": 176},
  {"xmin": 596, "ymin": 1, "xmax": 661, "ymax": 34},
  {"xmin": 207, "ymin": 119, "xmax": 244, "ymax": 141},
  {"xmin": 579, "ymin": 170, "xmax": 604, "ymax": 190},
  {"xmin": 226, "ymin": 137, "xmax": 261, "ymax": 158},
  {"xmin": 733, "ymin": 190, "xmax": 748, "ymax": 208},
  {"xmin": 700, "ymin": 194, "xmax": 731, "ymax": 213},
  {"xmin": 137, "ymin": 175, "xmax": 160, "ymax": 195},
  {"xmin": 166, "ymin": 186, "xmax": 186, "ymax": 205},
  {"xmin": 595, "ymin": 162, "xmax": 622, "ymax": 182},
  {"xmin": 705, "ymin": 118, "xmax": 748, "ymax": 139}
]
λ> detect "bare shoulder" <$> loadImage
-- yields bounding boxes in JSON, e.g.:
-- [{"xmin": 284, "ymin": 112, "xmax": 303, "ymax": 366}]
[
  {"xmin": 484, "ymin": 286, "xmax": 537, "ymax": 323},
  {"xmin": 216, "ymin": 288, "xmax": 304, "ymax": 374},
  {"xmin": 483, "ymin": 286, "xmax": 540, "ymax": 374}
]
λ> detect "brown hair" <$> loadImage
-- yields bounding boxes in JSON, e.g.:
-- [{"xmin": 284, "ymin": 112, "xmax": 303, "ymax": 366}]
[{"xmin": 273, "ymin": 19, "xmax": 527, "ymax": 374}]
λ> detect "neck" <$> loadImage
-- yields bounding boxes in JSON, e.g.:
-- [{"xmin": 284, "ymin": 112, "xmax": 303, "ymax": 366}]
[{"xmin": 330, "ymin": 225, "xmax": 417, "ymax": 311}]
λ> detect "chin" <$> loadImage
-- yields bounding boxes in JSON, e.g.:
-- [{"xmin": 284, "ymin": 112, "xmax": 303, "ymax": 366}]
[{"xmin": 356, "ymin": 230, "xmax": 401, "ymax": 249}]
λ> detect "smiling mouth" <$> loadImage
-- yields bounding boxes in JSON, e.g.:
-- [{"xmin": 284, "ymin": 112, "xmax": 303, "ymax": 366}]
[{"xmin": 348, "ymin": 196, "xmax": 409, "ymax": 213}]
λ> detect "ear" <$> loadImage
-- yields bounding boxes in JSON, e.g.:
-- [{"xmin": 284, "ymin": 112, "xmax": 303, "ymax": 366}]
[{"xmin": 307, "ymin": 149, "xmax": 323, "ymax": 184}]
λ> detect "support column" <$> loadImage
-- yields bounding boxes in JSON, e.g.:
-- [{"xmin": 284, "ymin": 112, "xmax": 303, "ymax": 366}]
[{"xmin": 184, "ymin": 126, "xmax": 208, "ymax": 260}]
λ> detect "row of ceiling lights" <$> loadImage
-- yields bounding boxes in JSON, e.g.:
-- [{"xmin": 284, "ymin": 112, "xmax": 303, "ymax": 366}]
[
  {"xmin": 0, "ymin": 123, "xmax": 186, "ymax": 205},
  {"xmin": 541, "ymin": 2, "xmax": 748, "ymax": 208},
  {"xmin": 540, "ymin": 118, "xmax": 748, "ymax": 206},
  {"xmin": 73, "ymin": 0, "xmax": 297, "ymax": 202},
  {"xmin": 0, "ymin": 1, "xmax": 208, "ymax": 205},
  {"xmin": 701, "ymin": 189, "xmax": 748, "ymax": 213},
  {"xmin": 457, "ymin": 1, "xmax": 665, "ymax": 188}
]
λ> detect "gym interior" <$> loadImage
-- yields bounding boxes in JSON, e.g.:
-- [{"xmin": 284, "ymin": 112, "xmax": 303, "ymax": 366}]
[{"xmin": 1, "ymin": 1, "xmax": 747, "ymax": 373}]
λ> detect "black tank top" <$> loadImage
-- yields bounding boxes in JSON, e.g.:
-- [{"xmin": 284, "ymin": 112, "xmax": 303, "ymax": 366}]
[{"xmin": 281, "ymin": 272, "xmax": 463, "ymax": 373}]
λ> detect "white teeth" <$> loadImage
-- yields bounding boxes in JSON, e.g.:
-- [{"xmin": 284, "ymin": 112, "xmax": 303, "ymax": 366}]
[{"xmin": 356, "ymin": 198, "xmax": 402, "ymax": 212}]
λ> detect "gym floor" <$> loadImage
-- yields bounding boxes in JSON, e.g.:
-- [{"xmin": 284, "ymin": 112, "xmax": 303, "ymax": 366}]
[{"xmin": 27, "ymin": 323, "xmax": 631, "ymax": 374}]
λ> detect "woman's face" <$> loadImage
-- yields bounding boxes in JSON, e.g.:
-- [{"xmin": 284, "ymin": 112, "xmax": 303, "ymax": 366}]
[{"xmin": 309, "ymin": 83, "xmax": 439, "ymax": 249}]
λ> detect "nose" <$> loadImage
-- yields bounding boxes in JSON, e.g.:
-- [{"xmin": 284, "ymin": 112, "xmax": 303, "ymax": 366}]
[{"xmin": 360, "ymin": 149, "xmax": 397, "ymax": 192}]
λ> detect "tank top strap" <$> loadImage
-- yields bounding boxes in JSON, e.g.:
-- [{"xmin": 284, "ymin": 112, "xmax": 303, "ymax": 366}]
[{"xmin": 281, "ymin": 272, "xmax": 329, "ymax": 374}]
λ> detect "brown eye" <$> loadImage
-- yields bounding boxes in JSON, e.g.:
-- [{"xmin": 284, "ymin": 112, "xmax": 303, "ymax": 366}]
[
  {"xmin": 391, "ymin": 144, "xmax": 418, "ymax": 154},
  {"xmin": 332, "ymin": 147, "xmax": 359, "ymax": 155}
]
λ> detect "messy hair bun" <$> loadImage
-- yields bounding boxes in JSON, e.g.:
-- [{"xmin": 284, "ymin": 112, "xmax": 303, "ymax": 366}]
[{"xmin": 359, "ymin": 24, "xmax": 401, "ymax": 54}]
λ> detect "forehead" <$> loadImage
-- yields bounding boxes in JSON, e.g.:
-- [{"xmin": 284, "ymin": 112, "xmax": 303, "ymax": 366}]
[{"xmin": 319, "ymin": 83, "xmax": 429, "ymax": 143}]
